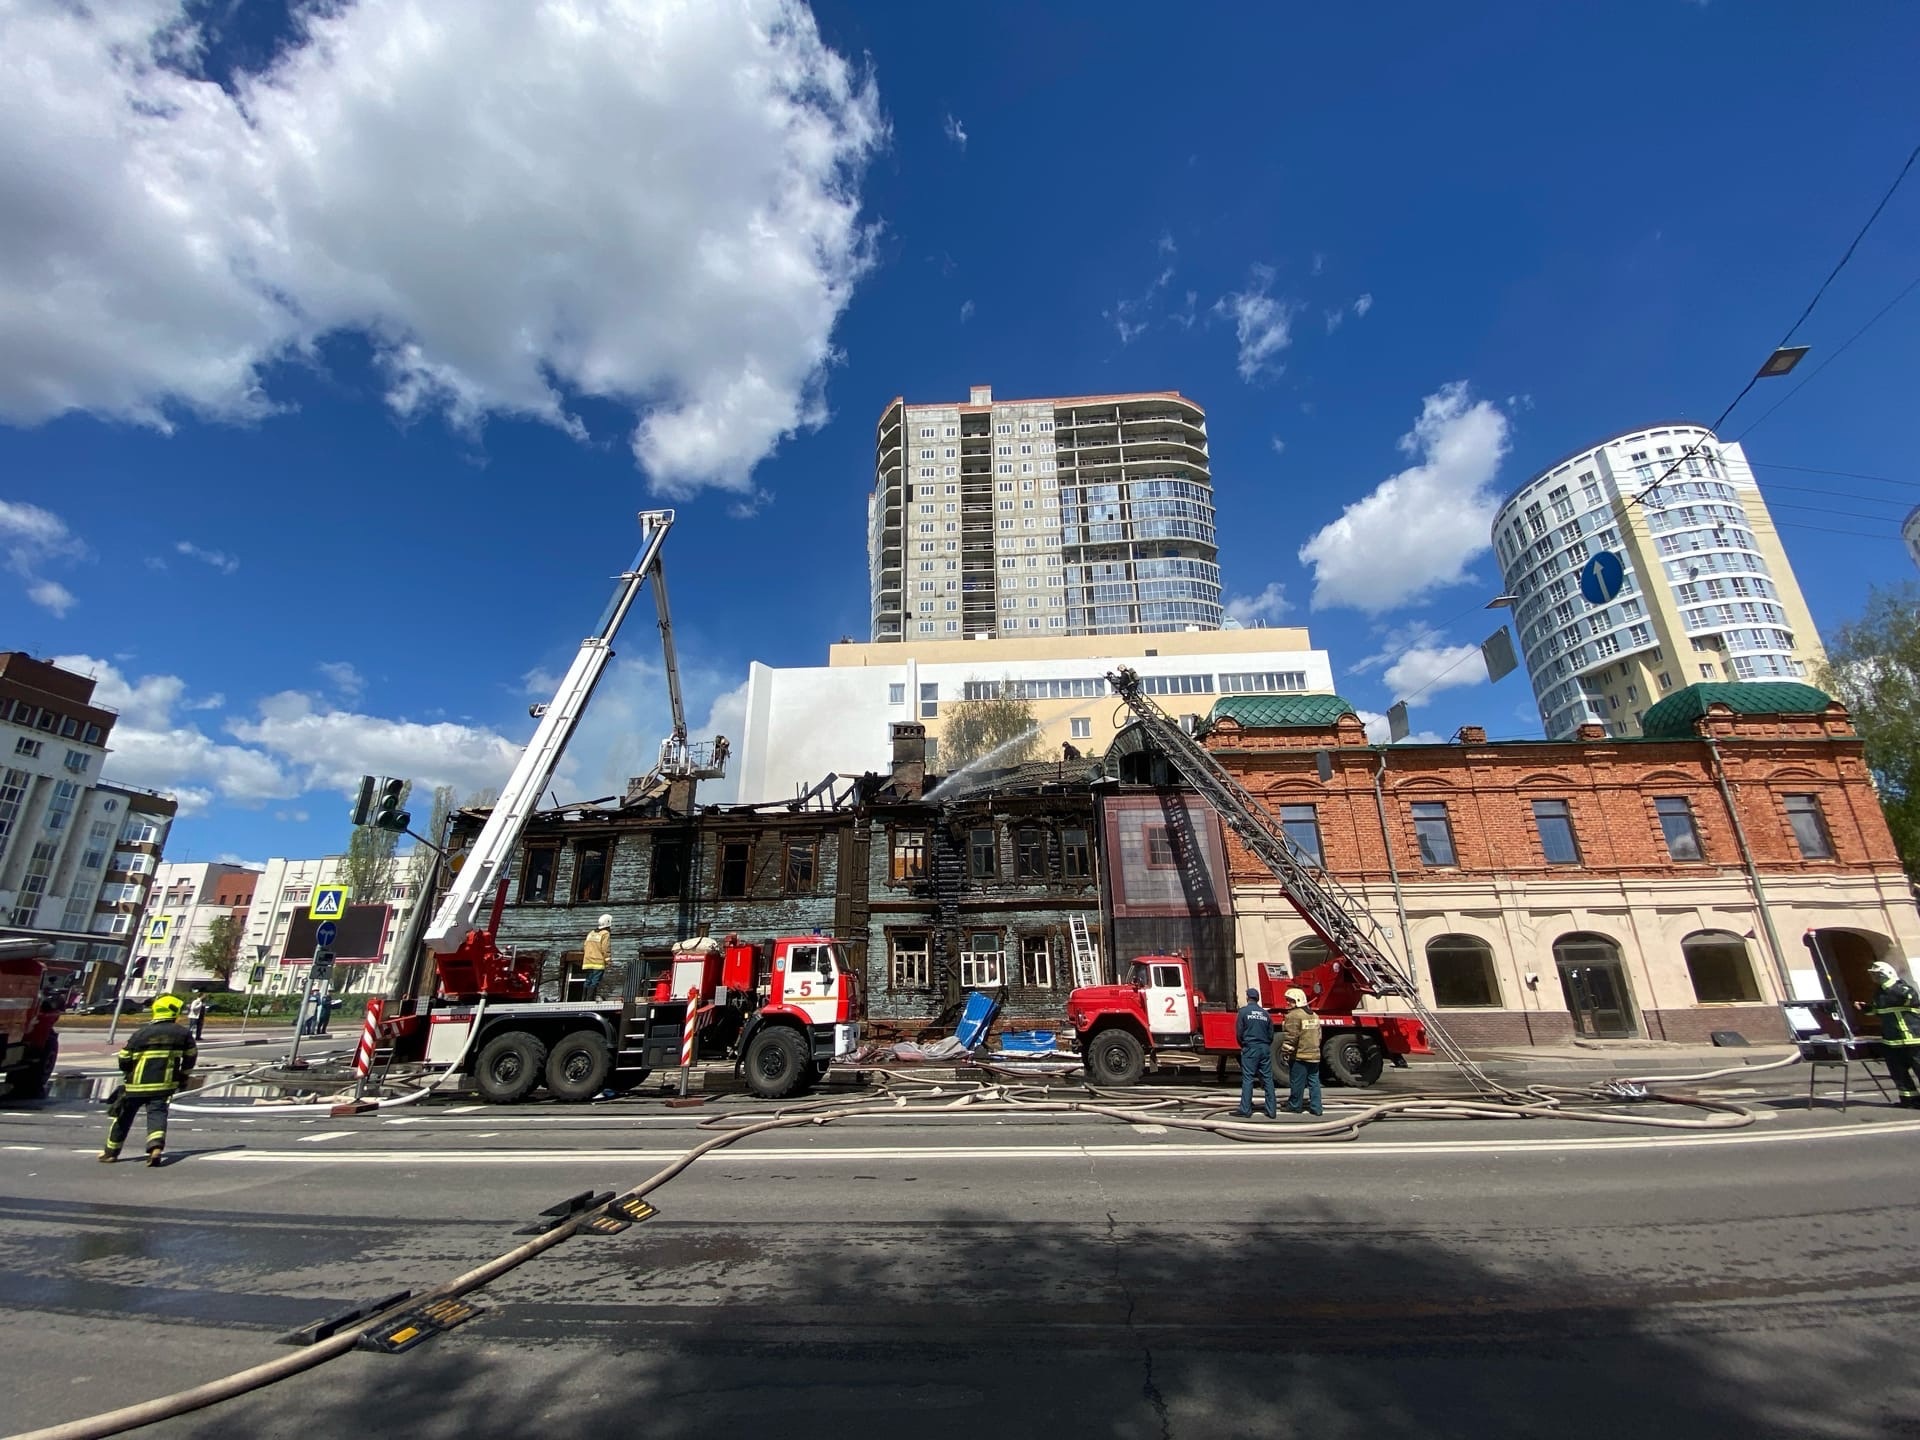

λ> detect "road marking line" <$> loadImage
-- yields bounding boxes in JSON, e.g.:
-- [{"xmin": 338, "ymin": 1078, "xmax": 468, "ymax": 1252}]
[
  {"xmin": 3, "ymin": 1145, "xmax": 43, "ymax": 1152},
  {"xmin": 296, "ymin": 1131, "xmax": 354, "ymax": 1144},
  {"xmin": 445, "ymin": 1104, "xmax": 485, "ymax": 1114},
  {"xmin": 195, "ymin": 1118, "xmax": 1920, "ymax": 1165}
]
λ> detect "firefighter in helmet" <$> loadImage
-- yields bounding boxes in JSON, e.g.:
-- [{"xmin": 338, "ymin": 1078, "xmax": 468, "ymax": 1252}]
[
  {"xmin": 1858, "ymin": 960, "xmax": 1920, "ymax": 1108},
  {"xmin": 100, "ymin": 994, "xmax": 198, "ymax": 1165}
]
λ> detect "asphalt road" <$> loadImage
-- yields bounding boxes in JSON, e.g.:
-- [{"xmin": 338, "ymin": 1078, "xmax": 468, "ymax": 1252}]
[{"xmin": 2, "ymin": 1071, "xmax": 1917, "ymax": 1440}]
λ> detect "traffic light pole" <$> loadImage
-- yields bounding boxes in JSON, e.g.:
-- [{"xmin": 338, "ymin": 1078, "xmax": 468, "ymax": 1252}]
[{"xmin": 285, "ymin": 945, "xmax": 333, "ymax": 1071}]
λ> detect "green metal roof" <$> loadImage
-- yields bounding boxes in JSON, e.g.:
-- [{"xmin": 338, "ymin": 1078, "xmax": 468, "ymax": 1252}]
[
  {"xmin": 1206, "ymin": 693, "xmax": 1356, "ymax": 729},
  {"xmin": 1639, "ymin": 682, "xmax": 1834, "ymax": 739}
]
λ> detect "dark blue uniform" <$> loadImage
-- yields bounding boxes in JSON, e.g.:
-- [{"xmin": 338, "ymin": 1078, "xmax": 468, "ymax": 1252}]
[{"xmin": 1234, "ymin": 997, "xmax": 1276, "ymax": 1118}]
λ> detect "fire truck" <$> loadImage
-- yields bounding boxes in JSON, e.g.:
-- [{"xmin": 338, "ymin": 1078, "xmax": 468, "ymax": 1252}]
[
  {"xmin": 379, "ymin": 509, "xmax": 863, "ymax": 1102},
  {"xmin": 1068, "ymin": 954, "xmax": 1427, "ymax": 1088},
  {"xmin": 0, "ymin": 938, "xmax": 65, "ymax": 1100},
  {"xmin": 1066, "ymin": 668, "xmax": 1501, "ymax": 1096}
]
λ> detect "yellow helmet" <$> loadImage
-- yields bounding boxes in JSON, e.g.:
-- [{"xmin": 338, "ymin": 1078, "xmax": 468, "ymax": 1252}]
[{"xmin": 150, "ymin": 994, "xmax": 184, "ymax": 1020}]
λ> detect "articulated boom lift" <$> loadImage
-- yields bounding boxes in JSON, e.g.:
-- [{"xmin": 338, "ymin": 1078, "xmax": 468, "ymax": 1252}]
[
  {"xmin": 1103, "ymin": 666, "xmax": 1502, "ymax": 1097},
  {"xmin": 417, "ymin": 508, "xmax": 721, "ymax": 1001}
]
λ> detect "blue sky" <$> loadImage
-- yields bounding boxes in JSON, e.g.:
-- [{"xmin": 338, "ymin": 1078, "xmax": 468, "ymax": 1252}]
[{"xmin": 3, "ymin": 0, "xmax": 1917, "ymax": 866}]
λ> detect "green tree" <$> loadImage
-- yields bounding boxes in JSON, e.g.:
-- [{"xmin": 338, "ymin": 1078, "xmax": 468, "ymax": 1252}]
[
  {"xmin": 413, "ymin": 784, "xmax": 458, "ymax": 891},
  {"xmin": 940, "ymin": 678, "xmax": 1043, "ymax": 772},
  {"xmin": 343, "ymin": 779, "xmax": 409, "ymax": 904},
  {"xmin": 1819, "ymin": 584, "xmax": 1920, "ymax": 879},
  {"xmin": 189, "ymin": 913, "xmax": 243, "ymax": 984}
]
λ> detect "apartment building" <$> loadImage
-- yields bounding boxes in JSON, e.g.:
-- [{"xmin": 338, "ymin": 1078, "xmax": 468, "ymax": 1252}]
[
  {"xmin": 126, "ymin": 861, "xmax": 258, "ymax": 995},
  {"xmin": 238, "ymin": 853, "xmax": 427, "ymax": 996},
  {"xmin": 868, "ymin": 384, "xmax": 1222, "ymax": 643},
  {"xmin": 0, "ymin": 652, "xmax": 176, "ymax": 995},
  {"xmin": 1493, "ymin": 425, "xmax": 1825, "ymax": 737}
]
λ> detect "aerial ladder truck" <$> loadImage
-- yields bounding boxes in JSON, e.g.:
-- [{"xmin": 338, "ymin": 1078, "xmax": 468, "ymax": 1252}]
[
  {"xmin": 1065, "ymin": 667, "xmax": 1502, "ymax": 1097},
  {"xmin": 377, "ymin": 509, "xmax": 863, "ymax": 1103}
]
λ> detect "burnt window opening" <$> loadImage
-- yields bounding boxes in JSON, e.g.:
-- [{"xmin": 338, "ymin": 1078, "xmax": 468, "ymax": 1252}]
[
  {"xmin": 785, "ymin": 837, "xmax": 816, "ymax": 894},
  {"xmin": 650, "ymin": 837, "xmax": 688, "ymax": 899},
  {"xmin": 572, "ymin": 839, "xmax": 611, "ymax": 904},
  {"xmin": 718, "ymin": 840, "xmax": 751, "ymax": 898},
  {"xmin": 522, "ymin": 845, "xmax": 558, "ymax": 904},
  {"xmin": 1063, "ymin": 826, "xmax": 1091, "ymax": 879},
  {"xmin": 1015, "ymin": 827, "xmax": 1047, "ymax": 879},
  {"xmin": 891, "ymin": 829, "xmax": 926, "ymax": 882},
  {"xmin": 969, "ymin": 826, "xmax": 998, "ymax": 880},
  {"xmin": 1020, "ymin": 934, "xmax": 1054, "ymax": 988}
]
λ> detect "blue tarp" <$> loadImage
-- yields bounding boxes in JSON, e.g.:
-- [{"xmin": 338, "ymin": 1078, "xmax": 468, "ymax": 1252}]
[{"xmin": 954, "ymin": 990, "xmax": 1003, "ymax": 1050}]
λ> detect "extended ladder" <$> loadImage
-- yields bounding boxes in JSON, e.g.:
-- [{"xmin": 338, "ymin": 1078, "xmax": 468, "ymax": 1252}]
[
  {"xmin": 1068, "ymin": 914, "xmax": 1102, "ymax": 989},
  {"xmin": 1104, "ymin": 668, "xmax": 1506, "ymax": 1098}
]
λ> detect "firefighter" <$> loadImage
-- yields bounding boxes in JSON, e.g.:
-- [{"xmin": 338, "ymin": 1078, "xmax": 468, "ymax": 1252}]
[
  {"xmin": 100, "ymin": 994, "xmax": 197, "ymax": 1166},
  {"xmin": 1233, "ymin": 985, "xmax": 1277, "ymax": 1119},
  {"xmin": 579, "ymin": 914, "xmax": 612, "ymax": 1000},
  {"xmin": 1278, "ymin": 986, "xmax": 1324, "ymax": 1117},
  {"xmin": 1857, "ymin": 960, "xmax": 1920, "ymax": 1107}
]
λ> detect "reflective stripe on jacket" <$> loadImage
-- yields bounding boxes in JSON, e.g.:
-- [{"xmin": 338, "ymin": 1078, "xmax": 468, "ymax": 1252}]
[
  {"xmin": 1280, "ymin": 1008, "xmax": 1323, "ymax": 1064},
  {"xmin": 118, "ymin": 1019, "xmax": 197, "ymax": 1095},
  {"xmin": 1866, "ymin": 978, "xmax": 1920, "ymax": 1047}
]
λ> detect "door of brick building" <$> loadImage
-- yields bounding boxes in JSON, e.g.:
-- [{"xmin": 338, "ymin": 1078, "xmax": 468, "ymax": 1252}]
[{"xmin": 1554, "ymin": 934, "xmax": 1637, "ymax": 1038}]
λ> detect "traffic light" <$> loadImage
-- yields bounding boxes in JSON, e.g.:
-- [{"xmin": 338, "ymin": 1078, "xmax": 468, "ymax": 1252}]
[
  {"xmin": 351, "ymin": 774, "xmax": 376, "ymax": 826},
  {"xmin": 371, "ymin": 778, "xmax": 410, "ymax": 833},
  {"xmin": 127, "ymin": 958, "xmax": 147, "ymax": 981}
]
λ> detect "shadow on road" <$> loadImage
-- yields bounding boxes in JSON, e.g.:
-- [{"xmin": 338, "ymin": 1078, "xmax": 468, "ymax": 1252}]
[{"xmin": 151, "ymin": 1197, "xmax": 1907, "ymax": 1440}]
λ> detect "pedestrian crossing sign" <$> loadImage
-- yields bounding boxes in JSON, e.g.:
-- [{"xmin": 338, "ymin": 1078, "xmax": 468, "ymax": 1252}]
[
  {"xmin": 147, "ymin": 917, "xmax": 169, "ymax": 942},
  {"xmin": 309, "ymin": 887, "xmax": 349, "ymax": 920}
]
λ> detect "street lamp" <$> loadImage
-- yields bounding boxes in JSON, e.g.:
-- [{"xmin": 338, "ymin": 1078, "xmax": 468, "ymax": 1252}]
[{"xmin": 1755, "ymin": 345, "xmax": 1810, "ymax": 378}]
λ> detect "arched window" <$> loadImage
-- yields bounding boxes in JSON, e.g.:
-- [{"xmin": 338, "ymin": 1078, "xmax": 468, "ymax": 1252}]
[
  {"xmin": 1680, "ymin": 930, "xmax": 1761, "ymax": 1004},
  {"xmin": 1288, "ymin": 936, "xmax": 1331, "ymax": 970},
  {"xmin": 1425, "ymin": 934, "xmax": 1502, "ymax": 1007},
  {"xmin": 1553, "ymin": 932, "xmax": 1636, "ymax": 1038}
]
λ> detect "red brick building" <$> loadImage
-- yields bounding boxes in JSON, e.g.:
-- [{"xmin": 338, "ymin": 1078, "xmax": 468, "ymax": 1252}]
[{"xmin": 1197, "ymin": 684, "xmax": 1917, "ymax": 1046}]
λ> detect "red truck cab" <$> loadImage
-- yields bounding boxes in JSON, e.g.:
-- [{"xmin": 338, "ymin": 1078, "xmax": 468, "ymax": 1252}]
[
  {"xmin": 0, "ymin": 939, "xmax": 66, "ymax": 1100},
  {"xmin": 1068, "ymin": 954, "xmax": 1428, "ymax": 1088}
]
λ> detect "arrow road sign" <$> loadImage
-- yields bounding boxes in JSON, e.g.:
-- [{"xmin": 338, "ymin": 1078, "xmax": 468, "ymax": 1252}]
[
  {"xmin": 309, "ymin": 887, "xmax": 349, "ymax": 920},
  {"xmin": 315, "ymin": 921, "xmax": 338, "ymax": 948},
  {"xmin": 1578, "ymin": 551, "xmax": 1626, "ymax": 607}
]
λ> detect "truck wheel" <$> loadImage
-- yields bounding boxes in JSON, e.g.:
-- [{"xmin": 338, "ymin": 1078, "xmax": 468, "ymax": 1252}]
[
  {"xmin": 544, "ymin": 1030, "xmax": 611, "ymax": 1102},
  {"xmin": 1085, "ymin": 1029, "xmax": 1146, "ymax": 1087},
  {"xmin": 606, "ymin": 1067, "xmax": 652, "ymax": 1095},
  {"xmin": 1323, "ymin": 1033, "xmax": 1386, "ymax": 1088},
  {"xmin": 14, "ymin": 1035, "xmax": 57, "ymax": 1100},
  {"xmin": 743, "ymin": 1027, "xmax": 809, "ymax": 1099},
  {"xmin": 475, "ymin": 1031, "xmax": 548, "ymax": 1103}
]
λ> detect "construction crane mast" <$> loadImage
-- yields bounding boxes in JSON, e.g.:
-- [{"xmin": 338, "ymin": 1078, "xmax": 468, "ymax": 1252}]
[{"xmin": 1104, "ymin": 666, "xmax": 1502, "ymax": 1096}]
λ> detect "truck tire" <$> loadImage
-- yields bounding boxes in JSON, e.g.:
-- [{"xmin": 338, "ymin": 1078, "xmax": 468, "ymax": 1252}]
[
  {"xmin": 743, "ymin": 1026, "xmax": 809, "ymax": 1099},
  {"xmin": 13, "ymin": 1035, "xmax": 57, "ymax": 1100},
  {"xmin": 1084, "ymin": 1029, "xmax": 1146, "ymax": 1087},
  {"xmin": 544, "ymin": 1030, "xmax": 611, "ymax": 1102},
  {"xmin": 1323, "ymin": 1032, "xmax": 1386, "ymax": 1088},
  {"xmin": 475, "ymin": 1030, "xmax": 548, "ymax": 1103}
]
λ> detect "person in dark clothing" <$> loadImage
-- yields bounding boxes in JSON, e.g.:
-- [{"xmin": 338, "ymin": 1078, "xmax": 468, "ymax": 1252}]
[
  {"xmin": 1233, "ymin": 985, "xmax": 1276, "ymax": 1119},
  {"xmin": 101, "ymin": 994, "xmax": 198, "ymax": 1166},
  {"xmin": 1858, "ymin": 960, "xmax": 1920, "ymax": 1107}
]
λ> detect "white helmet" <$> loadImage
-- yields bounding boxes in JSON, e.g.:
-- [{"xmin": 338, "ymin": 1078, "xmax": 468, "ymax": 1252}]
[
  {"xmin": 1868, "ymin": 960, "xmax": 1899, "ymax": 984},
  {"xmin": 598, "ymin": 914, "xmax": 613, "ymax": 930}
]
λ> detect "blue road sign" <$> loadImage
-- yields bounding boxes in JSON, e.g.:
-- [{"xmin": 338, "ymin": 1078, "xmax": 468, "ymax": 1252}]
[
  {"xmin": 315, "ymin": 920, "xmax": 338, "ymax": 948},
  {"xmin": 1578, "ymin": 551, "xmax": 1626, "ymax": 606}
]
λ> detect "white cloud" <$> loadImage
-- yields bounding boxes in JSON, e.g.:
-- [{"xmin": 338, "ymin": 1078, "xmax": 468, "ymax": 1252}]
[
  {"xmin": 53, "ymin": 652, "xmax": 523, "ymax": 816},
  {"xmin": 1324, "ymin": 308, "xmax": 1345, "ymax": 335},
  {"xmin": 2, "ymin": 497, "xmax": 85, "ymax": 614},
  {"xmin": 1382, "ymin": 642, "xmax": 1485, "ymax": 705},
  {"xmin": 943, "ymin": 112, "xmax": 967, "ymax": 150},
  {"xmin": 1311, "ymin": 253, "xmax": 1326, "ymax": 277},
  {"xmin": 1225, "ymin": 583, "xmax": 1290, "ymax": 626},
  {"xmin": 1297, "ymin": 382, "xmax": 1510, "ymax": 613},
  {"xmin": 0, "ymin": 0, "xmax": 884, "ymax": 500},
  {"xmin": 1353, "ymin": 292, "xmax": 1374, "ymax": 318},
  {"xmin": 315, "ymin": 661, "xmax": 365, "ymax": 701},
  {"xmin": 27, "ymin": 578, "xmax": 76, "ymax": 616},
  {"xmin": 1104, "ymin": 260, "xmax": 1176, "ymax": 346},
  {"xmin": 1270, "ymin": 436, "xmax": 1286, "ymax": 455},
  {"xmin": 175, "ymin": 539, "xmax": 239, "ymax": 574},
  {"xmin": 1215, "ymin": 266, "xmax": 1295, "ymax": 381},
  {"xmin": 959, "ymin": 299, "xmax": 975, "ymax": 324},
  {"xmin": 1158, "ymin": 230, "xmax": 1177, "ymax": 256}
]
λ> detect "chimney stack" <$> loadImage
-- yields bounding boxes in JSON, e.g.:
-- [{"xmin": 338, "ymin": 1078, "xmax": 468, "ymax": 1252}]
[{"xmin": 890, "ymin": 721, "xmax": 927, "ymax": 799}]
